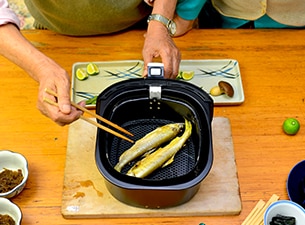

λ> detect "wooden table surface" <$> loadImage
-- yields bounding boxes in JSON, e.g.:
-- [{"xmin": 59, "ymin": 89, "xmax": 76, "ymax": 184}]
[{"xmin": 1, "ymin": 28, "xmax": 305, "ymax": 224}]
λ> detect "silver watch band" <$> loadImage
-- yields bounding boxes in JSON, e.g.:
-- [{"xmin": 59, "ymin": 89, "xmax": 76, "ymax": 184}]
[{"xmin": 147, "ymin": 14, "xmax": 176, "ymax": 36}]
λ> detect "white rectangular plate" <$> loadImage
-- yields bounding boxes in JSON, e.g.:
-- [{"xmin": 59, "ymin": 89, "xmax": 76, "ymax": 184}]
[{"xmin": 71, "ymin": 59, "xmax": 244, "ymax": 107}]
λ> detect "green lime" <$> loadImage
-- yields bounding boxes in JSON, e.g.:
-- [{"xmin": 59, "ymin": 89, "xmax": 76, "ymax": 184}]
[
  {"xmin": 282, "ymin": 118, "xmax": 300, "ymax": 135},
  {"xmin": 76, "ymin": 68, "xmax": 88, "ymax": 81},
  {"xmin": 180, "ymin": 71, "xmax": 195, "ymax": 80},
  {"xmin": 86, "ymin": 62, "xmax": 99, "ymax": 75}
]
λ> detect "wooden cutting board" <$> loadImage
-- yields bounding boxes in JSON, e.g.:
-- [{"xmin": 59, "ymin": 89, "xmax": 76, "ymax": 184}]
[{"xmin": 61, "ymin": 117, "xmax": 241, "ymax": 218}]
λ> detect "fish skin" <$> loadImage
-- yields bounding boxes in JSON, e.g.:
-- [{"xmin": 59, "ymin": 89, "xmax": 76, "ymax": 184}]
[
  {"xmin": 127, "ymin": 119, "xmax": 192, "ymax": 178},
  {"xmin": 114, "ymin": 122, "xmax": 184, "ymax": 172}
]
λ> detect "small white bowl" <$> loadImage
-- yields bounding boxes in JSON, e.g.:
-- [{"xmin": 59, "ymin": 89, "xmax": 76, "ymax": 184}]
[
  {"xmin": 0, "ymin": 150, "xmax": 28, "ymax": 198},
  {"xmin": 0, "ymin": 197, "xmax": 22, "ymax": 224},
  {"xmin": 264, "ymin": 200, "xmax": 305, "ymax": 225}
]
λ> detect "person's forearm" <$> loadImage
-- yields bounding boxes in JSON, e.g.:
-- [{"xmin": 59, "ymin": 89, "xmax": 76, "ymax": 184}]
[
  {"xmin": 173, "ymin": 15, "xmax": 194, "ymax": 37},
  {"xmin": 151, "ymin": 0, "xmax": 177, "ymax": 19},
  {"xmin": 147, "ymin": 0, "xmax": 192, "ymax": 36},
  {"xmin": 0, "ymin": 23, "xmax": 59, "ymax": 83},
  {"xmin": 0, "ymin": 23, "xmax": 82, "ymax": 125}
]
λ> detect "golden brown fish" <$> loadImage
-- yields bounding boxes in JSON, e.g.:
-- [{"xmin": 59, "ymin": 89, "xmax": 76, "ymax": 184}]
[
  {"xmin": 127, "ymin": 119, "xmax": 192, "ymax": 178},
  {"xmin": 114, "ymin": 122, "xmax": 184, "ymax": 172}
]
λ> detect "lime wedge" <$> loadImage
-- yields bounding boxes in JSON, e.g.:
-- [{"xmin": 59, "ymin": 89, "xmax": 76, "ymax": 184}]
[
  {"xmin": 76, "ymin": 68, "xmax": 88, "ymax": 81},
  {"xmin": 181, "ymin": 71, "xmax": 194, "ymax": 80},
  {"xmin": 86, "ymin": 62, "xmax": 99, "ymax": 75},
  {"xmin": 177, "ymin": 71, "xmax": 194, "ymax": 80}
]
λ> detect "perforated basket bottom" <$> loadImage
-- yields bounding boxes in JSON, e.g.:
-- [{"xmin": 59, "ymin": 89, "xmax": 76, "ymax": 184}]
[{"xmin": 108, "ymin": 119, "xmax": 196, "ymax": 180}]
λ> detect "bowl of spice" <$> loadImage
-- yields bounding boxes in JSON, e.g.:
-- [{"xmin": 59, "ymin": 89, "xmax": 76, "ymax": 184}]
[
  {"xmin": 0, "ymin": 197, "xmax": 22, "ymax": 225},
  {"xmin": 0, "ymin": 150, "xmax": 28, "ymax": 198},
  {"xmin": 264, "ymin": 200, "xmax": 305, "ymax": 225}
]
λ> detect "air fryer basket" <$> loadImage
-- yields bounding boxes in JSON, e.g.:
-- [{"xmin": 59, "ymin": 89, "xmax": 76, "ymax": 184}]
[{"xmin": 95, "ymin": 78, "xmax": 214, "ymax": 208}]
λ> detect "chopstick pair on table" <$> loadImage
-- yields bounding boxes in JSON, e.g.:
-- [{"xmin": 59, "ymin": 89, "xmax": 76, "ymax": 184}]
[
  {"xmin": 241, "ymin": 194, "xmax": 280, "ymax": 225},
  {"xmin": 43, "ymin": 88, "xmax": 134, "ymax": 143}
]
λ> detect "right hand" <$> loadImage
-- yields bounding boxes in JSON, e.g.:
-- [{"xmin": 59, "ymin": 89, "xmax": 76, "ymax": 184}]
[
  {"xmin": 0, "ymin": 24, "xmax": 83, "ymax": 126},
  {"xmin": 35, "ymin": 60, "xmax": 84, "ymax": 126}
]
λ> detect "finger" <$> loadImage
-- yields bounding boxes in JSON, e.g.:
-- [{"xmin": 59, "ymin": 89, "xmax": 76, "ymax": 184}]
[
  {"xmin": 164, "ymin": 48, "xmax": 181, "ymax": 79},
  {"xmin": 39, "ymin": 94, "xmax": 83, "ymax": 126},
  {"xmin": 142, "ymin": 67, "xmax": 148, "ymax": 77},
  {"xmin": 163, "ymin": 63, "xmax": 173, "ymax": 79},
  {"xmin": 142, "ymin": 51, "xmax": 154, "ymax": 77},
  {"xmin": 56, "ymin": 85, "xmax": 72, "ymax": 114},
  {"xmin": 160, "ymin": 53, "xmax": 174, "ymax": 79},
  {"xmin": 42, "ymin": 103, "xmax": 81, "ymax": 126},
  {"xmin": 53, "ymin": 108, "xmax": 82, "ymax": 126},
  {"xmin": 78, "ymin": 100, "xmax": 87, "ymax": 108},
  {"xmin": 171, "ymin": 52, "xmax": 181, "ymax": 79}
]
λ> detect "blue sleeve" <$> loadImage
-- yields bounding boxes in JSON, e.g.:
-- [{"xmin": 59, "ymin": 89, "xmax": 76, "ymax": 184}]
[{"xmin": 176, "ymin": 0, "xmax": 207, "ymax": 20}]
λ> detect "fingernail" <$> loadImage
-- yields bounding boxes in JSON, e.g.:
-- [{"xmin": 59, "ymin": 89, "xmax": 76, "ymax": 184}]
[{"xmin": 62, "ymin": 104, "xmax": 71, "ymax": 113}]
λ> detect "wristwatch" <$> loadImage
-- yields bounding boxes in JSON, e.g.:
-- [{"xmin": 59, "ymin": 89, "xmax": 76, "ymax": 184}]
[{"xmin": 147, "ymin": 14, "xmax": 176, "ymax": 36}]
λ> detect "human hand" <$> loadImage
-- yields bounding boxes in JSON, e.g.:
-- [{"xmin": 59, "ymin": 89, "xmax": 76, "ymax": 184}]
[
  {"xmin": 35, "ymin": 61, "xmax": 84, "ymax": 126},
  {"xmin": 142, "ymin": 22, "xmax": 181, "ymax": 79},
  {"xmin": 0, "ymin": 24, "xmax": 83, "ymax": 126}
]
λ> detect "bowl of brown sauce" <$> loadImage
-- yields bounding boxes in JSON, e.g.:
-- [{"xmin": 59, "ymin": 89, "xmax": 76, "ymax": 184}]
[
  {"xmin": 0, "ymin": 150, "xmax": 28, "ymax": 198},
  {"xmin": 0, "ymin": 197, "xmax": 22, "ymax": 224}
]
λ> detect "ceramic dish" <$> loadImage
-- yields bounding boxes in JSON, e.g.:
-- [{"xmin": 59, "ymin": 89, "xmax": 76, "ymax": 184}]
[
  {"xmin": 0, "ymin": 150, "xmax": 28, "ymax": 198},
  {"xmin": 287, "ymin": 160, "xmax": 305, "ymax": 209},
  {"xmin": 264, "ymin": 200, "xmax": 305, "ymax": 225},
  {"xmin": 71, "ymin": 59, "xmax": 244, "ymax": 108},
  {"xmin": 0, "ymin": 197, "xmax": 22, "ymax": 224}
]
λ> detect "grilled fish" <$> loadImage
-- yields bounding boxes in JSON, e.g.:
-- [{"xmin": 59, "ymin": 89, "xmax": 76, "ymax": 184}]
[
  {"xmin": 126, "ymin": 119, "xmax": 192, "ymax": 178},
  {"xmin": 114, "ymin": 122, "xmax": 184, "ymax": 172}
]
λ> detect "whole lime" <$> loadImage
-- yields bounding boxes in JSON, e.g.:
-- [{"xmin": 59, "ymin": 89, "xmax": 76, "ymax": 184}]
[{"xmin": 282, "ymin": 118, "xmax": 300, "ymax": 135}]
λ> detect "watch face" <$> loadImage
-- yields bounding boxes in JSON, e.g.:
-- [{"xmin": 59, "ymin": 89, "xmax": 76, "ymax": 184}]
[{"xmin": 168, "ymin": 21, "xmax": 177, "ymax": 36}]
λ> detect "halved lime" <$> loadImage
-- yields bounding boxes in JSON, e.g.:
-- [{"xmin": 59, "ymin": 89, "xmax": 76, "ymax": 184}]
[
  {"xmin": 76, "ymin": 68, "xmax": 88, "ymax": 81},
  {"xmin": 86, "ymin": 62, "xmax": 99, "ymax": 75},
  {"xmin": 179, "ymin": 71, "xmax": 195, "ymax": 80},
  {"xmin": 283, "ymin": 118, "xmax": 300, "ymax": 135}
]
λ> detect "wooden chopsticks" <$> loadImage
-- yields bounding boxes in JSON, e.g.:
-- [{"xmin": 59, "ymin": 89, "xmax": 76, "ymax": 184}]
[
  {"xmin": 43, "ymin": 88, "xmax": 134, "ymax": 143},
  {"xmin": 242, "ymin": 194, "xmax": 280, "ymax": 225}
]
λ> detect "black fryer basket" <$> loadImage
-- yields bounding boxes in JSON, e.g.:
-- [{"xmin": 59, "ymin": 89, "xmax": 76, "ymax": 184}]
[{"xmin": 95, "ymin": 78, "xmax": 214, "ymax": 208}]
